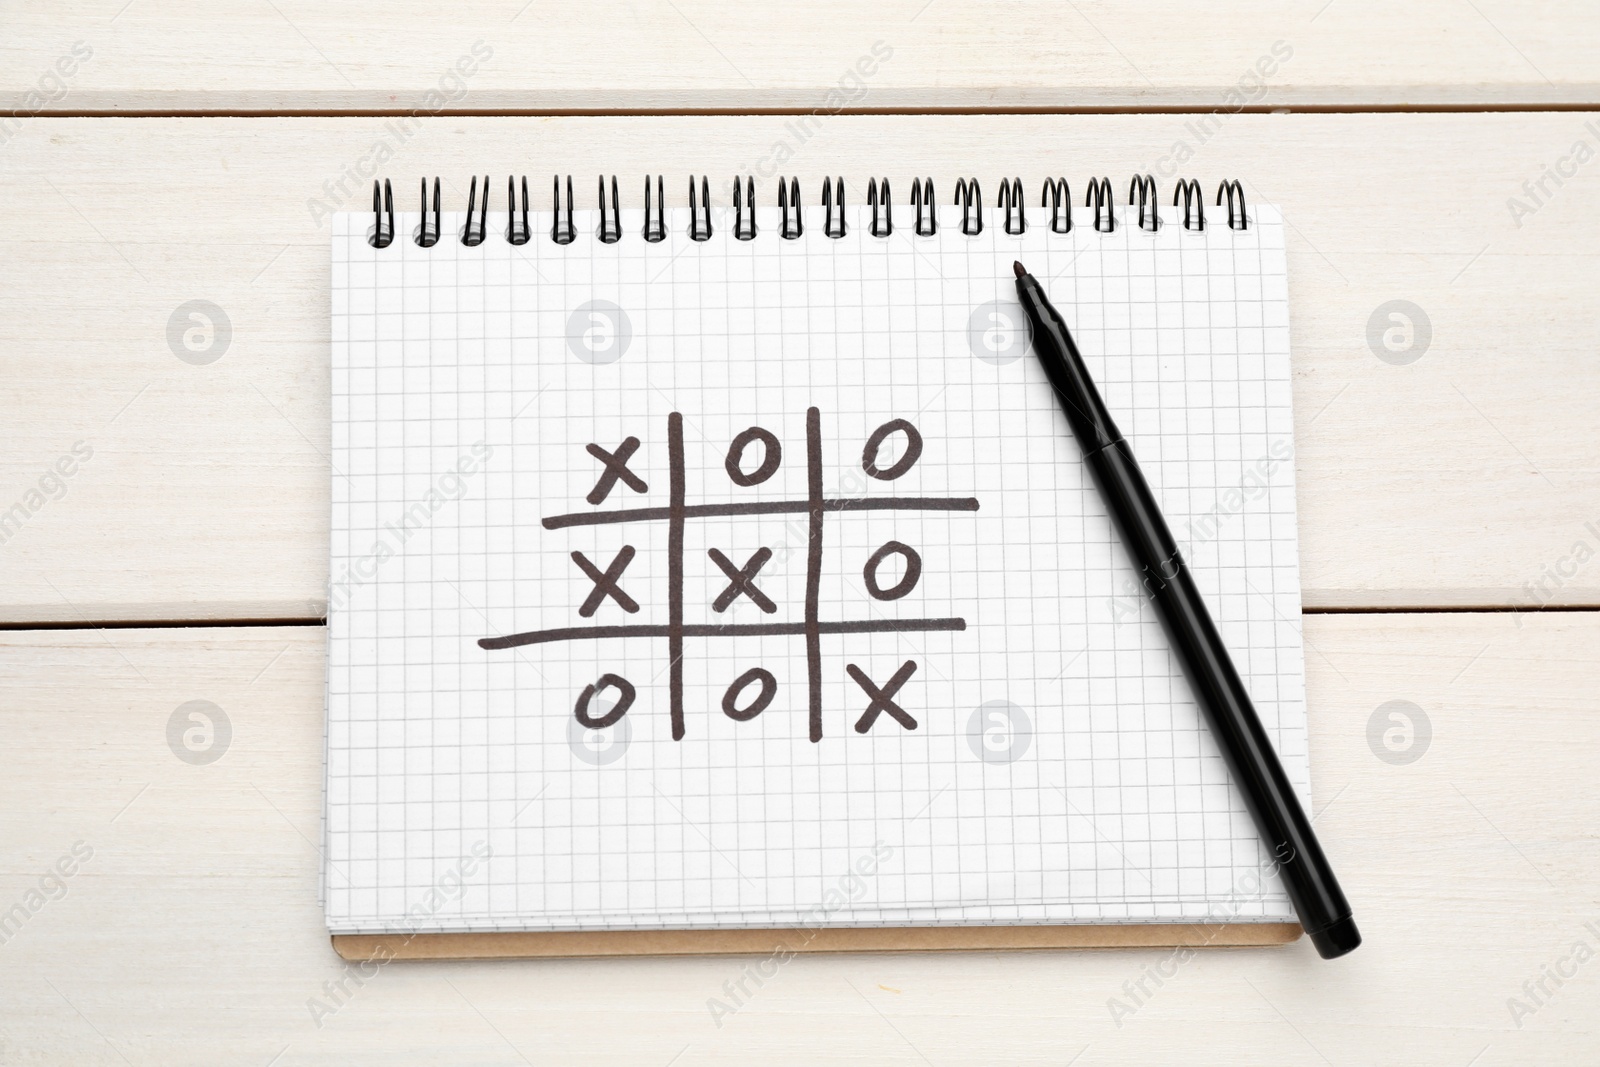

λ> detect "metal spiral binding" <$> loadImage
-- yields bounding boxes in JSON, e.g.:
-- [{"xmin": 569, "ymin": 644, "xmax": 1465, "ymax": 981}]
[
  {"xmin": 1086, "ymin": 177, "xmax": 1115, "ymax": 234},
  {"xmin": 1216, "ymin": 180, "xmax": 1248, "ymax": 231},
  {"xmin": 910, "ymin": 178, "xmax": 936, "ymax": 236},
  {"xmin": 415, "ymin": 177, "xmax": 441, "ymax": 247},
  {"xmin": 1173, "ymin": 179, "xmax": 1205, "ymax": 231},
  {"xmin": 595, "ymin": 176, "xmax": 623, "ymax": 244},
  {"xmin": 868, "ymin": 178, "xmax": 892, "ymax": 237},
  {"xmin": 1040, "ymin": 178, "xmax": 1070, "ymax": 234},
  {"xmin": 689, "ymin": 176, "xmax": 713, "ymax": 241},
  {"xmin": 778, "ymin": 177, "xmax": 803, "ymax": 239},
  {"xmin": 551, "ymin": 175, "xmax": 576, "ymax": 245},
  {"xmin": 822, "ymin": 177, "xmax": 847, "ymax": 238},
  {"xmin": 953, "ymin": 179, "xmax": 983, "ymax": 235},
  {"xmin": 366, "ymin": 173, "xmax": 1251, "ymax": 250},
  {"xmin": 733, "ymin": 176, "xmax": 757, "ymax": 240},
  {"xmin": 1129, "ymin": 175, "xmax": 1160, "ymax": 232},
  {"xmin": 643, "ymin": 175, "xmax": 666, "ymax": 243},
  {"xmin": 506, "ymin": 176, "xmax": 531, "ymax": 245},
  {"xmin": 998, "ymin": 178, "xmax": 1025, "ymax": 235},
  {"xmin": 368, "ymin": 178, "xmax": 393, "ymax": 248},
  {"xmin": 462, "ymin": 175, "xmax": 489, "ymax": 246}
]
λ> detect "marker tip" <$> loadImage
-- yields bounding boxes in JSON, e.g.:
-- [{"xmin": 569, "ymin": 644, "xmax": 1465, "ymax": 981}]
[{"xmin": 1013, "ymin": 261, "xmax": 1027, "ymax": 279}]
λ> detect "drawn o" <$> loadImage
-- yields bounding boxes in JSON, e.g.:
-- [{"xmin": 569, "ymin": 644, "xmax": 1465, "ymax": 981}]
[
  {"xmin": 863, "ymin": 541, "xmax": 923, "ymax": 601},
  {"xmin": 861, "ymin": 419, "xmax": 923, "ymax": 481},
  {"xmin": 575, "ymin": 673, "xmax": 636, "ymax": 728},
  {"xmin": 725, "ymin": 427, "xmax": 782, "ymax": 486},
  {"xmin": 722, "ymin": 667, "xmax": 778, "ymax": 722}
]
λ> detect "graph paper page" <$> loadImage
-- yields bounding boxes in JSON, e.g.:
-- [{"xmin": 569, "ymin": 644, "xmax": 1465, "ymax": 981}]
[{"xmin": 326, "ymin": 202, "xmax": 1308, "ymax": 933}]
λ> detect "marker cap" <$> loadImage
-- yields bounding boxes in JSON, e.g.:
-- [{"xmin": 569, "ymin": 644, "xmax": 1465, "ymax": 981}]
[{"xmin": 1308, "ymin": 916, "xmax": 1362, "ymax": 959}]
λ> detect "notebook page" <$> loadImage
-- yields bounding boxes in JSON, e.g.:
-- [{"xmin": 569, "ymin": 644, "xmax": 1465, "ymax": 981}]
[{"xmin": 326, "ymin": 202, "xmax": 1306, "ymax": 933}]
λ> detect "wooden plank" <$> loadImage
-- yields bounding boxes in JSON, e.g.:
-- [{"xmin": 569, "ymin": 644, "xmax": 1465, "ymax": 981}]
[
  {"xmin": 1, "ymin": 114, "xmax": 1597, "ymax": 622},
  {"xmin": 0, "ymin": 613, "xmax": 1594, "ymax": 1062},
  {"xmin": 3, "ymin": 3, "xmax": 1598, "ymax": 113}
]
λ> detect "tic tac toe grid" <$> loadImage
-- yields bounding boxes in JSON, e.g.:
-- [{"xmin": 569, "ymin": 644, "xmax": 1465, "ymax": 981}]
[
  {"xmin": 478, "ymin": 405, "xmax": 982, "ymax": 743},
  {"xmin": 327, "ymin": 202, "xmax": 1308, "ymax": 934}
]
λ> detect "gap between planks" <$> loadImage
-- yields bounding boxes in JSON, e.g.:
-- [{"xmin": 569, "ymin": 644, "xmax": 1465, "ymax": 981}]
[
  {"xmin": 31, "ymin": 103, "xmax": 1600, "ymax": 119},
  {"xmin": 2, "ymin": 604, "xmax": 1596, "ymax": 633}
]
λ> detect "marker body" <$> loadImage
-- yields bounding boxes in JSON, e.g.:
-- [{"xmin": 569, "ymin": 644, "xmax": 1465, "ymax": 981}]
[{"xmin": 1014, "ymin": 266, "xmax": 1359, "ymax": 959}]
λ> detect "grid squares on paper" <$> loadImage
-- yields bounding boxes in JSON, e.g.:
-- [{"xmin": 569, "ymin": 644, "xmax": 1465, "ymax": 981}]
[{"xmin": 326, "ymin": 201, "xmax": 1308, "ymax": 934}]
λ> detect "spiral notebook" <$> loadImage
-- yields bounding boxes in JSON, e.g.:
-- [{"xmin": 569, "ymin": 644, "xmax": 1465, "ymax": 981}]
[{"xmin": 325, "ymin": 176, "xmax": 1309, "ymax": 956}]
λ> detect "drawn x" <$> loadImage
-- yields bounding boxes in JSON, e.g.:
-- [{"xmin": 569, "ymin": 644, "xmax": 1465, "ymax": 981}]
[
  {"xmin": 571, "ymin": 546, "xmax": 640, "ymax": 617},
  {"xmin": 708, "ymin": 547, "xmax": 776, "ymax": 613},
  {"xmin": 846, "ymin": 660, "xmax": 919, "ymax": 733},
  {"xmin": 585, "ymin": 437, "xmax": 649, "ymax": 505}
]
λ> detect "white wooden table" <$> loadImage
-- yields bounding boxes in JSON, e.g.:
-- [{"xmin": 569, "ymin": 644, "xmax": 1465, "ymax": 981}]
[{"xmin": 3, "ymin": 4, "xmax": 1598, "ymax": 1063}]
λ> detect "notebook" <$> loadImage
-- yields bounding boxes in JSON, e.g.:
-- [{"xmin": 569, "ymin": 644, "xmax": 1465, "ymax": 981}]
[{"xmin": 325, "ymin": 176, "xmax": 1308, "ymax": 948}]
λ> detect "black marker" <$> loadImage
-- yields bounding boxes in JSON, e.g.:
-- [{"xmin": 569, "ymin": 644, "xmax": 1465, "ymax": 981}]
[{"xmin": 1013, "ymin": 262, "xmax": 1359, "ymax": 959}]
